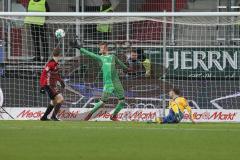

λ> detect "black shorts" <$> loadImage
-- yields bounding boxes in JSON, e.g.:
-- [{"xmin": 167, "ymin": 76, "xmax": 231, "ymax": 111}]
[{"xmin": 44, "ymin": 86, "xmax": 59, "ymax": 100}]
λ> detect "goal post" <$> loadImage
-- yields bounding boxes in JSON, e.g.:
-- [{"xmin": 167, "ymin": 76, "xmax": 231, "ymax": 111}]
[{"xmin": 0, "ymin": 12, "xmax": 240, "ymax": 121}]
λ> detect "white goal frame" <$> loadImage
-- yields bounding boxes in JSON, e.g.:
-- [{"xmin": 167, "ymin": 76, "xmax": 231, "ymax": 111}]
[
  {"xmin": 1, "ymin": 11, "xmax": 240, "ymax": 17},
  {"xmin": 1, "ymin": 12, "xmax": 240, "ymax": 121}
]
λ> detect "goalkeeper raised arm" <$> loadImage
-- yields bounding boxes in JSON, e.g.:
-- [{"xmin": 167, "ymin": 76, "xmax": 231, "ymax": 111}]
[
  {"xmin": 71, "ymin": 40, "xmax": 131, "ymax": 121},
  {"xmin": 155, "ymin": 88, "xmax": 195, "ymax": 124}
]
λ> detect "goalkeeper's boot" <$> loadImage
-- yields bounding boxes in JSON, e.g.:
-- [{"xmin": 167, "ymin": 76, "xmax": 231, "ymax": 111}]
[
  {"xmin": 110, "ymin": 115, "xmax": 120, "ymax": 122},
  {"xmin": 84, "ymin": 113, "xmax": 93, "ymax": 121}
]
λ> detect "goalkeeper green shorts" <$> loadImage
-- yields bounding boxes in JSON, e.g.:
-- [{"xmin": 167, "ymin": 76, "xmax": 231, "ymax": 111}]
[{"xmin": 101, "ymin": 82, "xmax": 125, "ymax": 102}]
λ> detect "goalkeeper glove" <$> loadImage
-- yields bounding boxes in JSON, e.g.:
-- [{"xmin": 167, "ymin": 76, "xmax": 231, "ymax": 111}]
[
  {"xmin": 40, "ymin": 87, "xmax": 45, "ymax": 94},
  {"xmin": 69, "ymin": 36, "xmax": 82, "ymax": 49}
]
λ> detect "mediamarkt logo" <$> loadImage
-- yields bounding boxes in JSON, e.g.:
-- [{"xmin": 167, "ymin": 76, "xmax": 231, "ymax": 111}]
[
  {"xmin": 166, "ymin": 51, "xmax": 238, "ymax": 71},
  {"xmin": 17, "ymin": 109, "xmax": 79, "ymax": 119},
  {"xmin": 184, "ymin": 111, "xmax": 237, "ymax": 121},
  {"xmin": 95, "ymin": 110, "xmax": 157, "ymax": 121}
]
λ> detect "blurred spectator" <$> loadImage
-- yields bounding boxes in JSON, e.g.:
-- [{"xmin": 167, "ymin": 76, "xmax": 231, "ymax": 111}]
[
  {"xmin": 129, "ymin": 0, "xmax": 145, "ymax": 12},
  {"xmin": 96, "ymin": 0, "xmax": 113, "ymax": 40},
  {"xmin": 12, "ymin": 0, "xmax": 26, "ymax": 13},
  {"xmin": 84, "ymin": 0, "xmax": 119, "ymax": 12},
  {"xmin": 11, "ymin": 0, "xmax": 26, "ymax": 56},
  {"xmin": 84, "ymin": 0, "xmax": 102, "ymax": 40},
  {"xmin": 108, "ymin": 0, "xmax": 119, "ymax": 11},
  {"xmin": 85, "ymin": 0, "xmax": 102, "ymax": 12},
  {"xmin": 20, "ymin": 0, "xmax": 29, "ymax": 8},
  {"xmin": 24, "ymin": 0, "xmax": 50, "ymax": 62},
  {"xmin": 83, "ymin": 0, "xmax": 119, "ymax": 40},
  {"xmin": 126, "ymin": 49, "xmax": 151, "ymax": 78}
]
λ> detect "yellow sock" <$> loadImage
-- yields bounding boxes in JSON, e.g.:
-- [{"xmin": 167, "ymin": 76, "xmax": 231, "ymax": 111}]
[{"xmin": 155, "ymin": 117, "xmax": 162, "ymax": 123}]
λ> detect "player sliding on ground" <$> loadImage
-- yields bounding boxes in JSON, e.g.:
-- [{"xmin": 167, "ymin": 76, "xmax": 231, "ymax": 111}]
[
  {"xmin": 154, "ymin": 88, "xmax": 195, "ymax": 124},
  {"xmin": 70, "ymin": 40, "xmax": 131, "ymax": 121},
  {"xmin": 39, "ymin": 48, "xmax": 65, "ymax": 121}
]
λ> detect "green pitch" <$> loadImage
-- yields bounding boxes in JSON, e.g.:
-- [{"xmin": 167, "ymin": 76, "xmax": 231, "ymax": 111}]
[{"xmin": 0, "ymin": 121, "xmax": 239, "ymax": 160}]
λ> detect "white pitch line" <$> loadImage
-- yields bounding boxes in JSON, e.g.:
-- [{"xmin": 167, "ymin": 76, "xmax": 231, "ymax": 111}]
[
  {"xmin": 0, "ymin": 125, "xmax": 240, "ymax": 132},
  {"xmin": 81, "ymin": 126, "xmax": 240, "ymax": 132}
]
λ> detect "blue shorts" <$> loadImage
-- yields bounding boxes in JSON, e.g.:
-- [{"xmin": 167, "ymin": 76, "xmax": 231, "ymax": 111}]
[{"xmin": 162, "ymin": 109, "xmax": 184, "ymax": 124}]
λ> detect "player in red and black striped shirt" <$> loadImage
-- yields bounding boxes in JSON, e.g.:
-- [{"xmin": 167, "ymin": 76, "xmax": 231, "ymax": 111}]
[{"xmin": 40, "ymin": 48, "xmax": 65, "ymax": 121}]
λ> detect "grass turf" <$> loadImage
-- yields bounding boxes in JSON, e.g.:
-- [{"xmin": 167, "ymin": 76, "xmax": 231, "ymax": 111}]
[{"xmin": 0, "ymin": 121, "xmax": 239, "ymax": 160}]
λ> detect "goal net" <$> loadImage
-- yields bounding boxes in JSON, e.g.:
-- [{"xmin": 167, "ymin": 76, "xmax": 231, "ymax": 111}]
[{"xmin": 0, "ymin": 12, "xmax": 240, "ymax": 121}]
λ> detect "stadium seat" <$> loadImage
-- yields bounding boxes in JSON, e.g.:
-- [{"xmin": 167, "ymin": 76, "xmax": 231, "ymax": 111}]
[
  {"xmin": 142, "ymin": 0, "xmax": 187, "ymax": 12},
  {"xmin": 133, "ymin": 0, "xmax": 187, "ymax": 41},
  {"xmin": 0, "ymin": 27, "xmax": 23, "ymax": 57},
  {"xmin": 131, "ymin": 20, "xmax": 163, "ymax": 41},
  {"xmin": 176, "ymin": 0, "xmax": 187, "ymax": 11},
  {"xmin": 11, "ymin": 28, "xmax": 22, "ymax": 56},
  {"xmin": 0, "ymin": 28, "xmax": 2, "ymax": 40}
]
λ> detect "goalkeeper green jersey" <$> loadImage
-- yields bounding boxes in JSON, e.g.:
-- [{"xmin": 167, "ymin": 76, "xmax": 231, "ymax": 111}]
[{"xmin": 80, "ymin": 48, "xmax": 127, "ymax": 91}]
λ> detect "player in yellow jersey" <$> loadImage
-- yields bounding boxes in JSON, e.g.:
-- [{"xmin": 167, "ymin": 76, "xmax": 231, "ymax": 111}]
[{"xmin": 155, "ymin": 88, "xmax": 195, "ymax": 124}]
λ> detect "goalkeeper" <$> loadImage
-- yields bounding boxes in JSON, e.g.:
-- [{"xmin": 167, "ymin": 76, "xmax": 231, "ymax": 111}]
[
  {"xmin": 155, "ymin": 88, "xmax": 195, "ymax": 124},
  {"xmin": 71, "ymin": 41, "xmax": 131, "ymax": 121}
]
